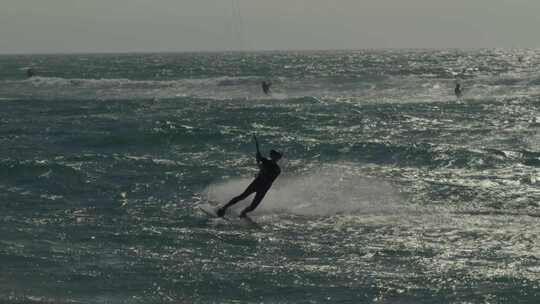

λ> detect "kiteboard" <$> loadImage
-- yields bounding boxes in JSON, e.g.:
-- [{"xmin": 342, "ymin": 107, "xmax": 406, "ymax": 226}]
[{"xmin": 199, "ymin": 202, "xmax": 260, "ymax": 228}]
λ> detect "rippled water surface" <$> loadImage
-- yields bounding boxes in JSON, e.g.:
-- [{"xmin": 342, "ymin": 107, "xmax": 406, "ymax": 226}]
[{"xmin": 1, "ymin": 50, "xmax": 540, "ymax": 303}]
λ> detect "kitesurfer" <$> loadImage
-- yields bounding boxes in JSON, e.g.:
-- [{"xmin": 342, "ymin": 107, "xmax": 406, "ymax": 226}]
[
  {"xmin": 261, "ymin": 81, "xmax": 272, "ymax": 95},
  {"xmin": 217, "ymin": 136, "xmax": 282, "ymax": 218}
]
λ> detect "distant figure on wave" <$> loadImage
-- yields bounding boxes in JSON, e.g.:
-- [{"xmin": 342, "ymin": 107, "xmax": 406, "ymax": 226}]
[
  {"xmin": 26, "ymin": 68, "xmax": 35, "ymax": 78},
  {"xmin": 261, "ymin": 81, "xmax": 272, "ymax": 95},
  {"xmin": 454, "ymin": 83, "xmax": 462, "ymax": 99},
  {"xmin": 217, "ymin": 136, "xmax": 282, "ymax": 218}
]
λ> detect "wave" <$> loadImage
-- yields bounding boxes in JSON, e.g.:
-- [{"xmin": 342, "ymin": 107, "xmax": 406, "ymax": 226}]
[
  {"xmin": 5, "ymin": 76, "xmax": 287, "ymax": 101},
  {"xmin": 2, "ymin": 72, "xmax": 539, "ymax": 104},
  {"xmin": 24, "ymin": 75, "xmax": 263, "ymax": 88}
]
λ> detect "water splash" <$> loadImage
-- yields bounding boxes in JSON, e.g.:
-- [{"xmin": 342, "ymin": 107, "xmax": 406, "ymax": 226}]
[{"xmin": 204, "ymin": 165, "xmax": 404, "ymax": 216}]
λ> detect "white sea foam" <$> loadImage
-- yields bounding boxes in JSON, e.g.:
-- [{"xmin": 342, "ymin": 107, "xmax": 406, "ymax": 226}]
[{"xmin": 3, "ymin": 69, "xmax": 539, "ymax": 104}]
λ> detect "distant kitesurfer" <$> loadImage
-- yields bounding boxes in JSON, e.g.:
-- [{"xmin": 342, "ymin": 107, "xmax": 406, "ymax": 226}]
[
  {"xmin": 261, "ymin": 81, "xmax": 272, "ymax": 95},
  {"xmin": 217, "ymin": 136, "xmax": 282, "ymax": 218},
  {"xmin": 26, "ymin": 68, "xmax": 35, "ymax": 78},
  {"xmin": 455, "ymin": 83, "xmax": 462, "ymax": 98}
]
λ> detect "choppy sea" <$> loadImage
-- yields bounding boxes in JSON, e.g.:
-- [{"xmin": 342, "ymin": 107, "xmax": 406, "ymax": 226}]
[{"xmin": 1, "ymin": 50, "xmax": 540, "ymax": 303}]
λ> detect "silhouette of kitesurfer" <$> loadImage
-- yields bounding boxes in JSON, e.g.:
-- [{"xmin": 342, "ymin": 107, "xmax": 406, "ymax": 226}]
[
  {"xmin": 455, "ymin": 83, "xmax": 462, "ymax": 99},
  {"xmin": 261, "ymin": 81, "xmax": 272, "ymax": 95},
  {"xmin": 217, "ymin": 136, "xmax": 282, "ymax": 218},
  {"xmin": 26, "ymin": 68, "xmax": 35, "ymax": 78}
]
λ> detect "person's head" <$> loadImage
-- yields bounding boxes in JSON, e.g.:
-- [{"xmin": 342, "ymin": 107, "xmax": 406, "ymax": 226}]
[{"xmin": 269, "ymin": 149, "xmax": 282, "ymax": 161}]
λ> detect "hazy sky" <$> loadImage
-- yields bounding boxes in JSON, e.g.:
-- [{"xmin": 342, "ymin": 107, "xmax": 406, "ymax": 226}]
[{"xmin": 1, "ymin": 0, "xmax": 539, "ymax": 53}]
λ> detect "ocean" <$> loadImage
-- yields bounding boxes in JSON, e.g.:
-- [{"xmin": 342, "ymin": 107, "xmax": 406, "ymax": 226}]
[{"xmin": 1, "ymin": 49, "xmax": 539, "ymax": 303}]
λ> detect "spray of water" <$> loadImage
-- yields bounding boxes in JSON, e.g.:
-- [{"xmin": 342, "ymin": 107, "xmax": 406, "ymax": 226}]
[{"xmin": 204, "ymin": 165, "xmax": 405, "ymax": 217}]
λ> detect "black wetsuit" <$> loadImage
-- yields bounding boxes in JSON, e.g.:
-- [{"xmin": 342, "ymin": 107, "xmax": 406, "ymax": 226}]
[
  {"xmin": 455, "ymin": 84, "xmax": 462, "ymax": 98},
  {"xmin": 262, "ymin": 81, "xmax": 271, "ymax": 95},
  {"xmin": 220, "ymin": 156, "xmax": 280, "ymax": 216}
]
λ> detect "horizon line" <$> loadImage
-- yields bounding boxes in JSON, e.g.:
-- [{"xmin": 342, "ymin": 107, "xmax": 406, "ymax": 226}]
[{"xmin": 0, "ymin": 47, "xmax": 536, "ymax": 56}]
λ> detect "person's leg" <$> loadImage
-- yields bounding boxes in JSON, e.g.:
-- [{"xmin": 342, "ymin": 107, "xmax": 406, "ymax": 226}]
[
  {"xmin": 217, "ymin": 183, "xmax": 256, "ymax": 217},
  {"xmin": 240, "ymin": 187, "xmax": 269, "ymax": 217}
]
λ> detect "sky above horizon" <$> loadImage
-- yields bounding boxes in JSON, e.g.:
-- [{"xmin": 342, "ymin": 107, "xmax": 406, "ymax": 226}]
[{"xmin": 1, "ymin": 0, "xmax": 539, "ymax": 54}]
